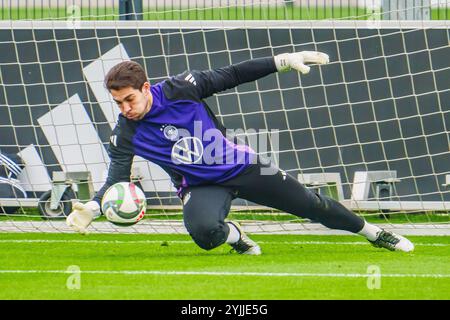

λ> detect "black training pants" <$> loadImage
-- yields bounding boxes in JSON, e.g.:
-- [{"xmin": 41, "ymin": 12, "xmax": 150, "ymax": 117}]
[{"xmin": 181, "ymin": 159, "xmax": 365, "ymax": 250}]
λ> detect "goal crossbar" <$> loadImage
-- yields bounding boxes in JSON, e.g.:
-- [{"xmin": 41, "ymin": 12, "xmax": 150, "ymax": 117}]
[{"xmin": 0, "ymin": 20, "xmax": 448, "ymax": 29}]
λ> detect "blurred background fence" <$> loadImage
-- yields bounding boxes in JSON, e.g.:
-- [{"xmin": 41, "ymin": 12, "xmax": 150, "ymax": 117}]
[{"xmin": 0, "ymin": 0, "xmax": 449, "ymax": 20}]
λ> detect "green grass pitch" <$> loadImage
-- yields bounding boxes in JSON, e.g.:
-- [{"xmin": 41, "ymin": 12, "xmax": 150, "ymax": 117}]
[{"xmin": 0, "ymin": 232, "xmax": 448, "ymax": 300}]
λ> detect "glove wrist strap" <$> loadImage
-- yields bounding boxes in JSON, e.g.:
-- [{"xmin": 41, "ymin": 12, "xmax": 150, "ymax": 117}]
[
  {"xmin": 85, "ymin": 200, "xmax": 101, "ymax": 218},
  {"xmin": 274, "ymin": 54, "xmax": 291, "ymax": 72}
]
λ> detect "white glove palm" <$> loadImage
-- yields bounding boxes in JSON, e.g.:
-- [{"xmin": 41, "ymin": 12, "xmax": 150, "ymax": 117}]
[
  {"xmin": 274, "ymin": 51, "xmax": 330, "ymax": 74},
  {"xmin": 66, "ymin": 201, "xmax": 99, "ymax": 235}
]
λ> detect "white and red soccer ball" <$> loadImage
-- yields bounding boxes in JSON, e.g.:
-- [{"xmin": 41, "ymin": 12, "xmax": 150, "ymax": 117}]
[{"xmin": 101, "ymin": 182, "xmax": 146, "ymax": 226}]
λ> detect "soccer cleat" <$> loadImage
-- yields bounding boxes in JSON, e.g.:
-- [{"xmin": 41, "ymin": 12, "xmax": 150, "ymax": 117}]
[
  {"xmin": 228, "ymin": 221, "xmax": 262, "ymax": 255},
  {"xmin": 369, "ymin": 229, "xmax": 414, "ymax": 252}
]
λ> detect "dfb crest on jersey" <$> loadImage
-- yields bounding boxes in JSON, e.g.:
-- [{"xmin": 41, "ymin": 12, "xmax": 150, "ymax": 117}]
[
  {"xmin": 161, "ymin": 124, "xmax": 179, "ymax": 141},
  {"xmin": 171, "ymin": 137, "xmax": 203, "ymax": 164}
]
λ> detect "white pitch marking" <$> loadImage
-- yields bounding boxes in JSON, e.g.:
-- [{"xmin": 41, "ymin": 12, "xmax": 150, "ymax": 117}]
[
  {"xmin": 0, "ymin": 239, "xmax": 447, "ymax": 247},
  {"xmin": 0, "ymin": 269, "xmax": 448, "ymax": 278}
]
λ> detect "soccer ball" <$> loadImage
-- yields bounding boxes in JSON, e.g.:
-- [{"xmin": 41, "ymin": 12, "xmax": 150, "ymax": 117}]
[{"xmin": 101, "ymin": 182, "xmax": 147, "ymax": 226}]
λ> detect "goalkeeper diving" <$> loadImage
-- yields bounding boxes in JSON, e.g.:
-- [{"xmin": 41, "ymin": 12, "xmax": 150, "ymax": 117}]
[{"xmin": 67, "ymin": 52, "xmax": 414, "ymax": 254}]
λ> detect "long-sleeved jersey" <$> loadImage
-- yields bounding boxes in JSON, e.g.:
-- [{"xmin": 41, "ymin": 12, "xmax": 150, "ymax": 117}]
[{"xmin": 93, "ymin": 57, "xmax": 277, "ymax": 205}]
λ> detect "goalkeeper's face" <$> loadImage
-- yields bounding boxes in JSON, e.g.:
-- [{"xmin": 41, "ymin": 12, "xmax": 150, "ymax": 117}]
[{"xmin": 111, "ymin": 82, "xmax": 152, "ymax": 121}]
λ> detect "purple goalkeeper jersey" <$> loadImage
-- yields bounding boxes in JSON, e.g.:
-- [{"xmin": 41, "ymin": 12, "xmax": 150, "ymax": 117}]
[
  {"xmin": 94, "ymin": 57, "xmax": 277, "ymax": 204},
  {"xmin": 133, "ymin": 81, "xmax": 255, "ymax": 186}
]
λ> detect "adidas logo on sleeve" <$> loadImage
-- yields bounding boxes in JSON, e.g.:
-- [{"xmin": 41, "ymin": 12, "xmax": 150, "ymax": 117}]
[{"xmin": 184, "ymin": 73, "xmax": 197, "ymax": 86}]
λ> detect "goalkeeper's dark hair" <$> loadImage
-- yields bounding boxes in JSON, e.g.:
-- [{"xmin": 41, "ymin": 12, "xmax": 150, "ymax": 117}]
[{"xmin": 104, "ymin": 61, "xmax": 148, "ymax": 91}]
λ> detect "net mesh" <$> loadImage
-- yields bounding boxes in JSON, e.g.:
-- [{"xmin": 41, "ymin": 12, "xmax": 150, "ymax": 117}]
[{"xmin": 0, "ymin": 2, "xmax": 449, "ymax": 234}]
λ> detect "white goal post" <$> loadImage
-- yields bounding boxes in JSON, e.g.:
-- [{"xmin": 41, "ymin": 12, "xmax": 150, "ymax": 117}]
[{"xmin": 0, "ymin": 19, "xmax": 448, "ymax": 234}]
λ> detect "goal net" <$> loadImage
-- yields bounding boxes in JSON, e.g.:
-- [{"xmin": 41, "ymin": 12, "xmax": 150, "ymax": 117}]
[{"xmin": 0, "ymin": 1, "xmax": 449, "ymax": 235}]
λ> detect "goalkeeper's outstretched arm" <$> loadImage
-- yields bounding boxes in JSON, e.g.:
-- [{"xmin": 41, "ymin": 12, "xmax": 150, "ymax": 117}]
[{"xmin": 190, "ymin": 51, "xmax": 329, "ymax": 99}]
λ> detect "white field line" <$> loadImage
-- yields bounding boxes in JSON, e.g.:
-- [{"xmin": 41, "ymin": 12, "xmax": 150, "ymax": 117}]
[
  {"xmin": 0, "ymin": 239, "xmax": 448, "ymax": 247},
  {"xmin": 0, "ymin": 269, "xmax": 448, "ymax": 278}
]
